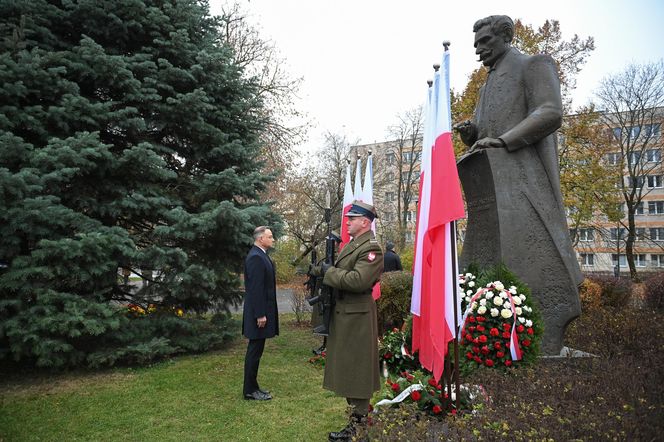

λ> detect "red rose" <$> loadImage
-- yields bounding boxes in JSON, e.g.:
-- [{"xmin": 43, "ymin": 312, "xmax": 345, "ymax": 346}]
[
  {"xmin": 478, "ymin": 335, "xmax": 488, "ymax": 343},
  {"xmin": 505, "ymin": 360, "xmax": 512, "ymax": 367},
  {"xmin": 468, "ymin": 316, "xmax": 476, "ymax": 323},
  {"xmin": 433, "ymin": 405, "xmax": 443, "ymax": 414},
  {"xmin": 451, "ymin": 409, "xmax": 457, "ymax": 416},
  {"xmin": 485, "ymin": 359, "xmax": 494, "ymax": 367},
  {"xmin": 468, "ymin": 326, "xmax": 476, "ymax": 332},
  {"xmin": 406, "ymin": 373, "xmax": 415, "ymax": 381},
  {"xmin": 477, "ymin": 316, "xmax": 486, "ymax": 322},
  {"xmin": 391, "ymin": 383, "xmax": 400, "ymax": 392},
  {"xmin": 490, "ymin": 327, "xmax": 499, "ymax": 336},
  {"xmin": 384, "ymin": 352, "xmax": 393, "ymax": 359},
  {"xmin": 522, "ymin": 339, "xmax": 531, "ymax": 347},
  {"xmin": 476, "ymin": 325, "xmax": 485, "ymax": 332},
  {"xmin": 496, "ymin": 351, "xmax": 505, "ymax": 358},
  {"xmin": 480, "ymin": 345, "xmax": 489, "ymax": 355},
  {"xmin": 472, "ymin": 346, "xmax": 480, "ymax": 354},
  {"xmin": 410, "ymin": 390, "xmax": 422, "ymax": 401},
  {"xmin": 428, "ymin": 378, "xmax": 441, "ymax": 389},
  {"xmin": 473, "ymin": 356, "xmax": 482, "ymax": 363},
  {"xmin": 466, "ymin": 351, "xmax": 473, "ymax": 360},
  {"xmin": 502, "ymin": 331, "xmax": 511, "ymax": 339},
  {"xmin": 393, "ymin": 327, "xmax": 399, "ymax": 332},
  {"xmin": 527, "ymin": 327, "xmax": 534, "ymax": 335},
  {"xmin": 493, "ymin": 341, "xmax": 502, "ymax": 349},
  {"xmin": 517, "ymin": 324, "xmax": 525, "ymax": 333},
  {"xmin": 502, "ymin": 323, "xmax": 511, "ymax": 331},
  {"xmin": 322, "ymin": 351, "xmax": 327, "ymax": 357},
  {"xmin": 465, "ymin": 333, "xmax": 473, "ymax": 342}
]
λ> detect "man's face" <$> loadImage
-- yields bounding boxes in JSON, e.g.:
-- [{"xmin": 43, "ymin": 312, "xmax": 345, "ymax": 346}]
[
  {"xmin": 474, "ymin": 26, "xmax": 509, "ymax": 68},
  {"xmin": 258, "ymin": 229, "xmax": 275, "ymax": 250},
  {"xmin": 346, "ymin": 216, "xmax": 368, "ymax": 237}
]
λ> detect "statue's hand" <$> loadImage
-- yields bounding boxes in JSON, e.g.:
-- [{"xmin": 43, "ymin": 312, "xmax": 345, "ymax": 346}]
[
  {"xmin": 470, "ymin": 137, "xmax": 506, "ymax": 150},
  {"xmin": 453, "ymin": 120, "xmax": 474, "ymax": 137}
]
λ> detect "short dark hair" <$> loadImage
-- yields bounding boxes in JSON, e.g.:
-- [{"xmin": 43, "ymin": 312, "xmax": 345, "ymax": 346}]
[
  {"xmin": 386, "ymin": 241, "xmax": 395, "ymax": 251},
  {"xmin": 473, "ymin": 15, "xmax": 514, "ymax": 43},
  {"xmin": 253, "ymin": 226, "xmax": 271, "ymax": 241}
]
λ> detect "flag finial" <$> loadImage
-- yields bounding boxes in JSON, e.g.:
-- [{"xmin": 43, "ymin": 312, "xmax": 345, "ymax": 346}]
[
  {"xmin": 427, "ymin": 79, "xmax": 433, "ymax": 87},
  {"xmin": 433, "ymin": 63, "xmax": 440, "ymax": 72},
  {"xmin": 443, "ymin": 41, "xmax": 451, "ymax": 51}
]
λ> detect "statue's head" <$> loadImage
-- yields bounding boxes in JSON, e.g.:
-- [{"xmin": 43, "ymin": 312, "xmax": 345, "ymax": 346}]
[{"xmin": 472, "ymin": 15, "xmax": 514, "ymax": 68}]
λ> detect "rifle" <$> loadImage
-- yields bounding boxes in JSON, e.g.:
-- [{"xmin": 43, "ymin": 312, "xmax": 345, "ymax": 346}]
[{"xmin": 307, "ymin": 191, "xmax": 337, "ymax": 336}]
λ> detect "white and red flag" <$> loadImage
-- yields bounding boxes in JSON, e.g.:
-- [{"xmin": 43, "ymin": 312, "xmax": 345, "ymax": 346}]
[
  {"xmin": 339, "ymin": 161, "xmax": 354, "ymax": 249},
  {"xmin": 361, "ymin": 152, "xmax": 381, "ymax": 300},
  {"xmin": 410, "ymin": 47, "xmax": 465, "ymax": 382}
]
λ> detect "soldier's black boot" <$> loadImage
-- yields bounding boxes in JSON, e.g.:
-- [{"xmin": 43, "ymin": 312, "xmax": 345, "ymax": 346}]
[{"xmin": 328, "ymin": 414, "xmax": 366, "ymax": 441}]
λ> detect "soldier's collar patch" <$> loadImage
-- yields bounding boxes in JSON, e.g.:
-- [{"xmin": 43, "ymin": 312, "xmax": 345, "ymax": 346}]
[{"xmin": 367, "ymin": 252, "xmax": 376, "ymax": 262}]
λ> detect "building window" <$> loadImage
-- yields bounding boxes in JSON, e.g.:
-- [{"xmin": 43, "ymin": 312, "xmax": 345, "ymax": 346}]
[
  {"xmin": 635, "ymin": 227, "xmax": 646, "ymax": 240},
  {"xmin": 402, "ymin": 152, "xmax": 413, "ymax": 163},
  {"xmin": 610, "ymin": 227, "xmax": 626, "ymax": 240},
  {"xmin": 606, "ymin": 152, "xmax": 620, "ymax": 165},
  {"xmin": 578, "ymin": 228, "xmax": 594, "ymax": 241},
  {"xmin": 385, "ymin": 192, "xmax": 395, "ymax": 202},
  {"xmin": 645, "ymin": 124, "xmax": 661, "ymax": 139},
  {"xmin": 386, "ymin": 152, "xmax": 395, "ymax": 165},
  {"xmin": 405, "ymin": 231, "xmax": 413, "ymax": 243},
  {"xmin": 386, "ymin": 172, "xmax": 394, "ymax": 181},
  {"xmin": 652, "ymin": 254, "xmax": 664, "ymax": 267},
  {"xmin": 612, "ymin": 254, "xmax": 627, "ymax": 267},
  {"xmin": 636, "ymin": 254, "xmax": 647, "ymax": 267},
  {"xmin": 580, "ymin": 253, "xmax": 594, "ymax": 266},
  {"xmin": 646, "ymin": 148, "xmax": 662, "ymax": 163},
  {"xmin": 650, "ymin": 227, "xmax": 664, "ymax": 241},
  {"xmin": 628, "ymin": 151, "xmax": 642, "ymax": 165},
  {"xmin": 635, "ymin": 202, "xmax": 645, "ymax": 215},
  {"xmin": 649, "ymin": 201, "xmax": 664, "ymax": 214},
  {"xmin": 648, "ymin": 175, "xmax": 663, "ymax": 188},
  {"xmin": 628, "ymin": 175, "xmax": 645, "ymax": 188}
]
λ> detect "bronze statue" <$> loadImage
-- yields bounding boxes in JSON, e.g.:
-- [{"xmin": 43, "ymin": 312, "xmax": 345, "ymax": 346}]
[{"xmin": 455, "ymin": 15, "xmax": 582, "ymax": 355}]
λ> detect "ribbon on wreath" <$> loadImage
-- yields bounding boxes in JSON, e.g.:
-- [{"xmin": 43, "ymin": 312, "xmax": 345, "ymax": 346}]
[{"xmin": 457, "ymin": 284, "xmax": 522, "ymax": 361}]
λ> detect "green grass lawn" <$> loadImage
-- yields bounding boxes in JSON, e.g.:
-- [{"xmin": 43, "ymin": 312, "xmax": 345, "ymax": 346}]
[{"xmin": 0, "ymin": 315, "xmax": 348, "ymax": 442}]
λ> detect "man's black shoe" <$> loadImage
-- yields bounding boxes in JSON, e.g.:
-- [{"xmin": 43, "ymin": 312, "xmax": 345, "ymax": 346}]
[
  {"xmin": 258, "ymin": 388, "xmax": 270, "ymax": 395},
  {"xmin": 244, "ymin": 390, "xmax": 272, "ymax": 401}
]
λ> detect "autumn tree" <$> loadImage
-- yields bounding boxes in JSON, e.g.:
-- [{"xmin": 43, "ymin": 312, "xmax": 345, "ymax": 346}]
[{"xmin": 594, "ymin": 61, "xmax": 664, "ymax": 281}]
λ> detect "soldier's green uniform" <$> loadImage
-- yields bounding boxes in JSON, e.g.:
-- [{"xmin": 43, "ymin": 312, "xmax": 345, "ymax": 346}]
[{"xmin": 322, "ymin": 229, "xmax": 383, "ymax": 400}]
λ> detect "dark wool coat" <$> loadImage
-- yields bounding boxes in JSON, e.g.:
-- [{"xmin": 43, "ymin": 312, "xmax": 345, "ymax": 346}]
[
  {"xmin": 242, "ymin": 245, "xmax": 279, "ymax": 340},
  {"xmin": 322, "ymin": 230, "xmax": 383, "ymax": 399}
]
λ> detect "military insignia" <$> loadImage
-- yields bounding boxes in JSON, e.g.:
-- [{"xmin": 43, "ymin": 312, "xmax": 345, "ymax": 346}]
[{"xmin": 367, "ymin": 252, "xmax": 376, "ymax": 262}]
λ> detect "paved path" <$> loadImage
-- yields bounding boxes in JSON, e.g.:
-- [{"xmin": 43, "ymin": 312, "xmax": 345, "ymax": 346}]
[{"xmin": 230, "ymin": 287, "xmax": 312, "ymax": 314}]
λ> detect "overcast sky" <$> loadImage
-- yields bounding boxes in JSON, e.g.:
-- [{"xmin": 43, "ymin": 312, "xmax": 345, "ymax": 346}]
[{"xmin": 209, "ymin": 0, "xmax": 664, "ymax": 152}]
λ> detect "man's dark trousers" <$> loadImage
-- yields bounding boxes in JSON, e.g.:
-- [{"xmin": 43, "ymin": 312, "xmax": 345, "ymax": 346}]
[{"xmin": 243, "ymin": 338, "xmax": 266, "ymax": 395}]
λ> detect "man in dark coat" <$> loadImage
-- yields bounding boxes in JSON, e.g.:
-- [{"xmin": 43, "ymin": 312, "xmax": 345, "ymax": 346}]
[
  {"xmin": 313, "ymin": 201, "xmax": 383, "ymax": 441},
  {"xmin": 455, "ymin": 15, "xmax": 582, "ymax": 354},
  {"xmin": 242, "ymin": 226, "xmax": 279, "ymax": 401},
  {"xmin": 383, "ymin": 241, "xmax": 402, "ymax": 272}
]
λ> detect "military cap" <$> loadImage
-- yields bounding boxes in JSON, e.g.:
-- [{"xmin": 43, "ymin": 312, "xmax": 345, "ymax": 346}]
[{"xmin": 346, "ymin": 200, "xmax": 378, "ymax": 221}]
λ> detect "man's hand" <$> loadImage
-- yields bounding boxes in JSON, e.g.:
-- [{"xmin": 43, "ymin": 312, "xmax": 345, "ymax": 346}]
[
  {"xmin": 453, "ymin": 120, "xmax": 474, "ymax": 137},
  {"xmin": 257, "ymin": 316, "xmax": 267, "ymax": 328},
  {"xmin": 470, "ymin": 137, "xmax": 506, "ymax": 150},
  {"xmin": 311, "ymin": 262, "xmax": 332, "ymax": 277}
]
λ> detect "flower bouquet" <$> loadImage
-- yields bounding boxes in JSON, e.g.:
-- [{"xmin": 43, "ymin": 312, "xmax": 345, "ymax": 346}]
[
  {"xmin": 379, "ymin": 322, "xmax": 420, "ymax": 375},
  {"xmin": 458, "ymin": 264, "xmax": 543, "ymax": 370}
]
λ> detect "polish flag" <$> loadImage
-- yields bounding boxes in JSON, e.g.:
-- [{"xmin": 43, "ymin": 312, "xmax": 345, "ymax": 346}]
[
  {"xmin": 410, "ymin": 47, "xmax": 465, "ymax": 381},
  {"xmin": 361, "ymin": 153, "xmax": 381, "ymax": 300},
  {"xmin": 339, "ymin": 161, "xmax": 354, "ymax": 249}
]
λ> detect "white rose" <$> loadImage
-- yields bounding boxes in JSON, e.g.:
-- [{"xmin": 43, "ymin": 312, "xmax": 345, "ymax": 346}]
[
  {"xmin": 515, "ymin": 307, "xmax": 523, "ymax": 315},
  {"xmin": 465, "ymin": 272, "xmax": 473, "ymax": 277},
  {"xmin": 485, "ymin": 291, "xmax": 494, "ymax": 299},
  {"xmin": 490, "ymin": 308, "xmax": 499, "ymax": 317},
  {"xmin": 525, "ymin": 320, "xmax": 533, "ymax": 327},
  {"xmin": 512, "ymin": 296, "xmax": 522, "ymax": 305},
  {"xmin": 509, "ymin": 286, "xmax": 517, "ymax": 294},
  {"xmin": 494, "ymin": 281, "xmax": 504, "ymax": 291},
  {"xmin": 499, "ymin": 290, "xmax": 508, "ymax": 299},
  {"xmin": 519, "ymin": 294, "xmax": 526, "ymax": 302},
  {"xmin": 477, "ymin": 305, "xmax": 487, "ymax": 315},
  {"xmin": 524, "ymin": 306, "xmax": 532, "ymax": 313},
  {"xmin": 465, "ymin": 296, "xmax": 471, "ymax": 303},
  {"xmin": 471, "ymin": 302, "xmax": 478, "ymax": 310},
  {"xmin": 493, "ymin": 296, "xmax": 503, "ymax": 306},
  {"xmin": 500, "ymin": 309, "xmax": 512, "ymax": 319},
  {"xmin": 518, "ymin": 317, "xmax": 525, "ymax": 323},
  {"xmin": 468, "ymin": 281, "xmax": 475, "ymax": 287},
  {"xmin": 466, "ymin": 289, "xmax": 473, "ymax": 296},
  {"xmin": 479, "ymin": 298, "xmax": 487, "ymax": 306}
]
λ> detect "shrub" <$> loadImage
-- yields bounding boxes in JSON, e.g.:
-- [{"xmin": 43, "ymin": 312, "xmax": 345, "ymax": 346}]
[
  {"xmin": 399, "ymin": 245, "xmax": 414, "ymax": 273},
  {"xmin": 271, "ymin": 238, "xmax": 300, "ymax": 284},
  {"xmin": 587, "ymin": 275, "xmax": 632, "ymax": 308},
  {"xmin": 377, "ymin": 271, "xmax": 413, "ymax": 332},
  {"xmin": 644, "ymin": 272, "xmax": 664, "ymax": 310},
  {"xmin": 579, "ymin": 277, "xmax": 602, "ymax": 311}
]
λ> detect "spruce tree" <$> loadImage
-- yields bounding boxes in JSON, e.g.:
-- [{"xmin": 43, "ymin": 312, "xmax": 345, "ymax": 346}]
[{"xmin": 0, "ymin": 0, "xmax": 277, "ymax": 368}]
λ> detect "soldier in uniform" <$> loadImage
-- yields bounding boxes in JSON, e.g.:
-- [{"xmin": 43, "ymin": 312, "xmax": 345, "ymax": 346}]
[{"xmin": 313, "ymin": 201, "xmax": 383, "ymax": 441}]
